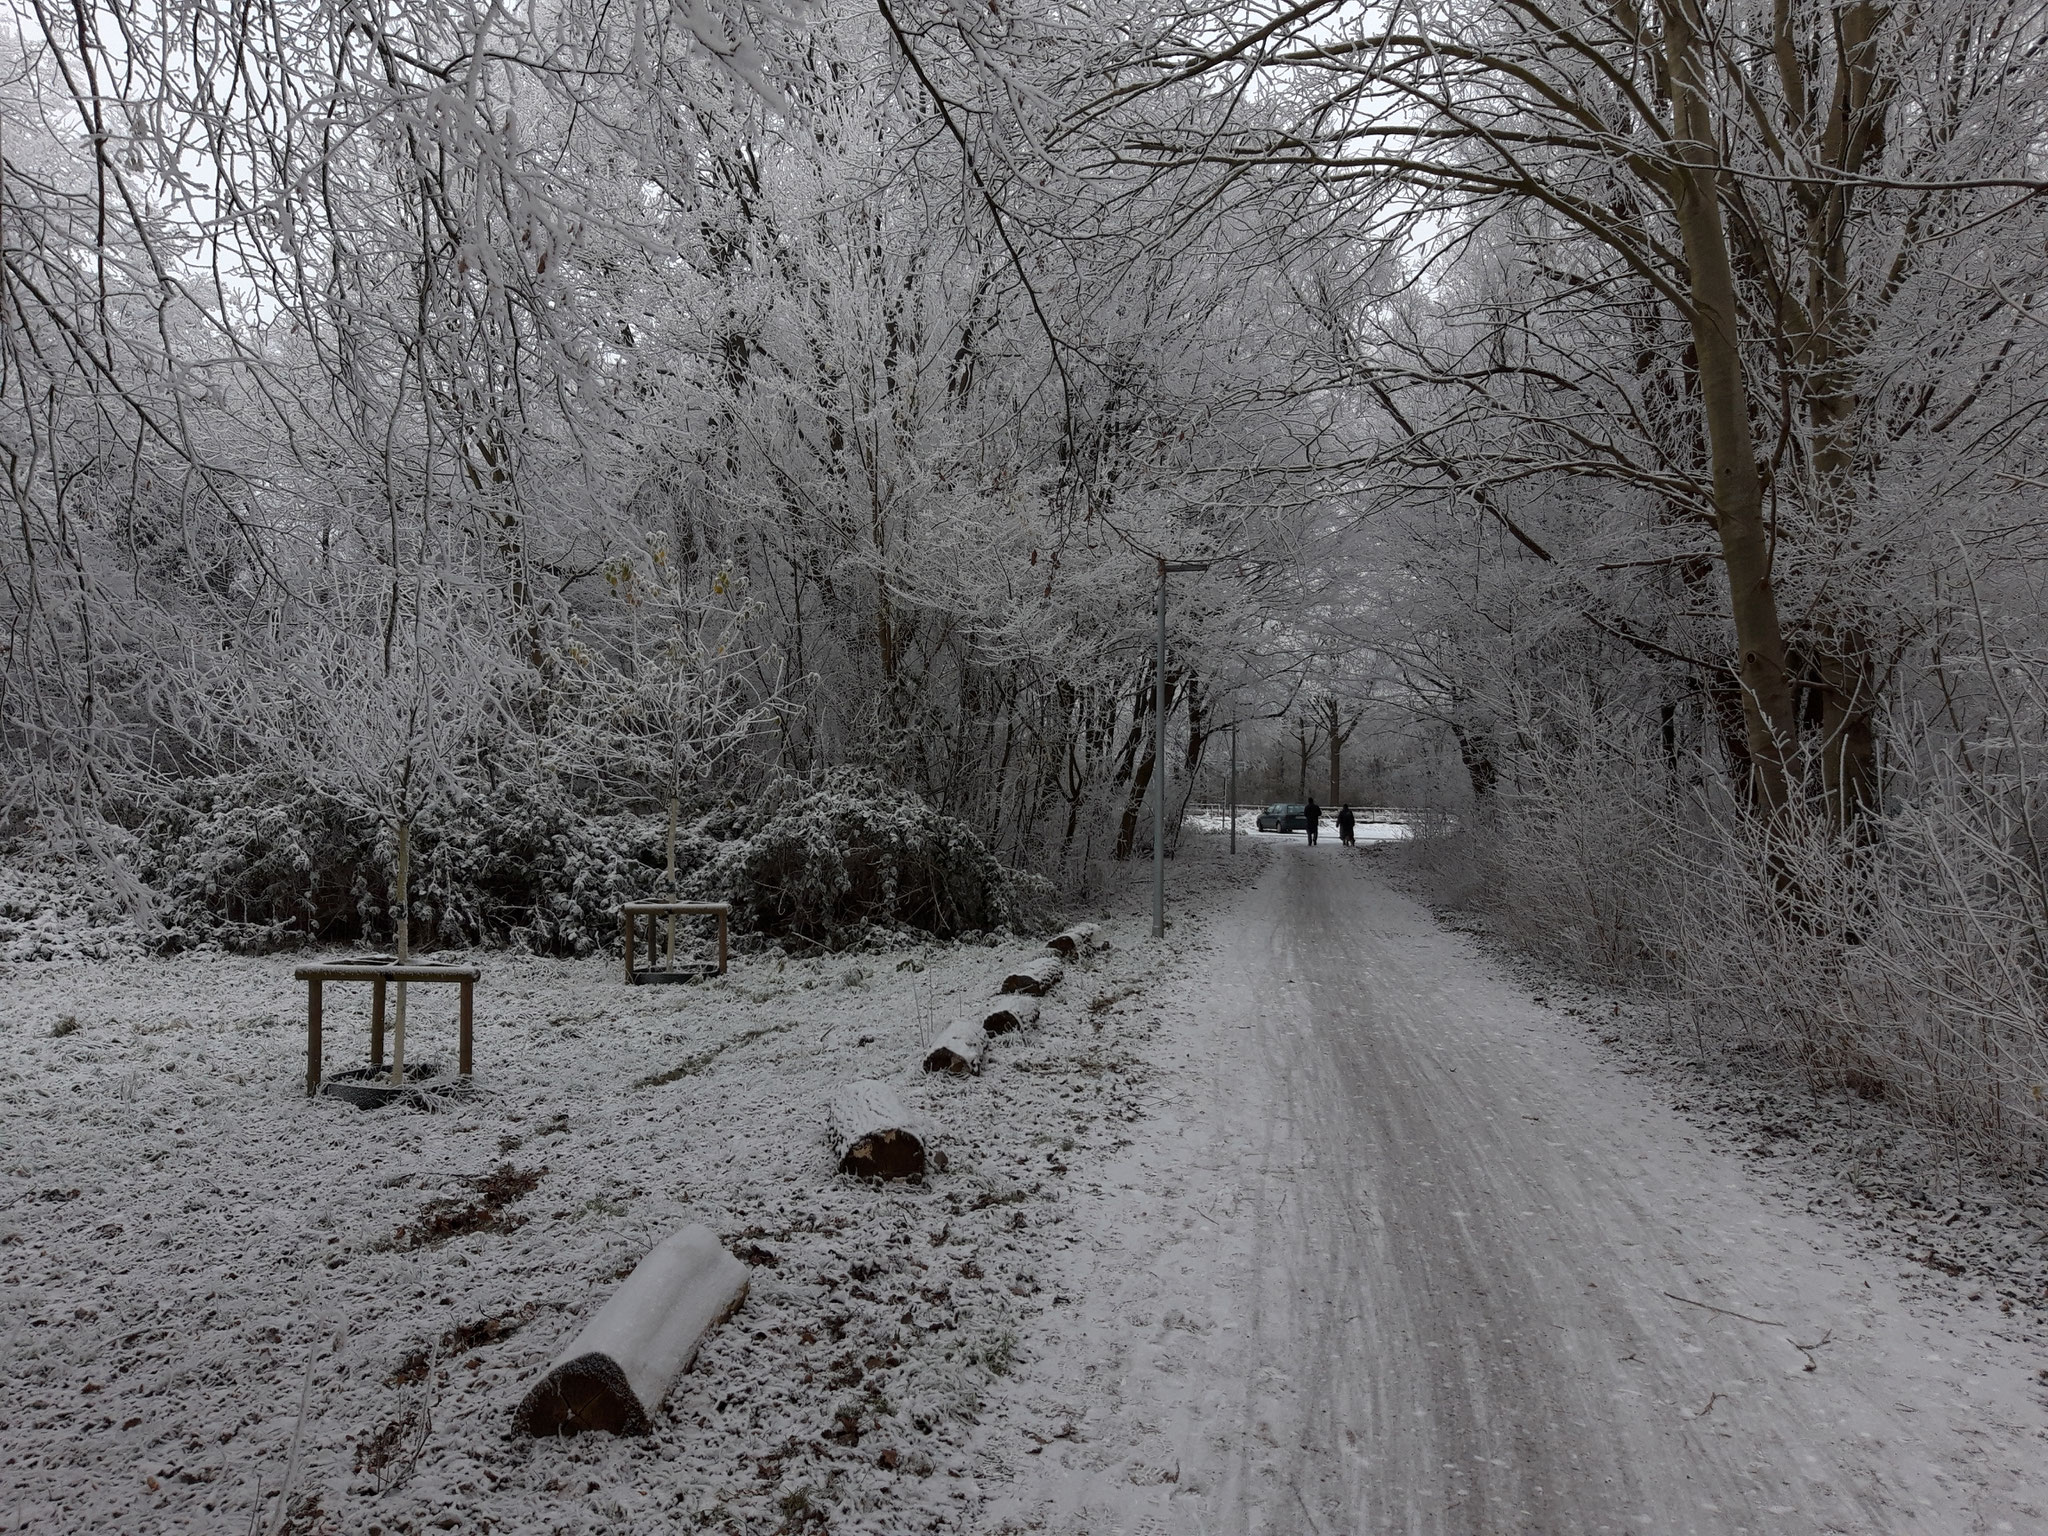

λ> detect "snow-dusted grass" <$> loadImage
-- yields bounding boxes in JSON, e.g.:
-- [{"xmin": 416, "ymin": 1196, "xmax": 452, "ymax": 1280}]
[{"xmin": 0, "ymin": 836, "xmax": 1267, "ymax": 1535}]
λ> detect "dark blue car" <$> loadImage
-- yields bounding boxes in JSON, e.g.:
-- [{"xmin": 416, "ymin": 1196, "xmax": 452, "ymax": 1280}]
[{"xmin": 1255, "ymin": 802, "xmax": 1313, "ymax": 833}]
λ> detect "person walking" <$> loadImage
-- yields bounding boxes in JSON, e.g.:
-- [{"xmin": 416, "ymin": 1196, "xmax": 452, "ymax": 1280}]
[
  {"xmin": 1304, "ymin": 797, "xmax": 1321, "ymax": 845},
  {"xmin": 1337, "ymin": 804, "xmax": 1356, "ymax": 847}
]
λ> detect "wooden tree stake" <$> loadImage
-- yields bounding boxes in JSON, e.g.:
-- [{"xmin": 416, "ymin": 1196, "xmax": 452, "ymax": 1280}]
[{"xmin": 391, "ymin": 819, "xmax": 411, "ymax": 1086}]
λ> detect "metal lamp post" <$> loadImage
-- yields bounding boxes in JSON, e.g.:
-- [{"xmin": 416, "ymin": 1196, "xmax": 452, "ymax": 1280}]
[
  {"xmin": 1153, "ymin": 556, "xmax": 1212, "ymax": 939},
  {"xmin": 1230, "ymin": 720, "xmax": 1238, "ymax": 855}
]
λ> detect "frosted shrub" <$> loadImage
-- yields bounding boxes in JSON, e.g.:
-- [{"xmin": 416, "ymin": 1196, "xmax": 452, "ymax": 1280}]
[
  {"xmin": 1495, "ymin": 758, "xmax": 1673, "ymax": 981},
  {"xmin": 696, "ymin": 772, "xmax": 1051, "ymax": 948},
  {"xmin": 1410, "ymin": 721, "xmax": 1678, "ymax": 985},
  {"xmin": 1672, "ymin": 764, "xmax": 2048, "ymax": 1164},
  {"xmin": 1416, "ymin": 704, "xmax": 2048, "ymax": 1165},
  {"xmin": 138, "ymin": 771, "xmax": 662, "ymax": 954},
  {"xmin": 133, "ymin": 768, "xmax": 1049, "ymax": 955},
  {"xmin": 405, "ymin": 782, "xmax": 657, "ymax": 955},
  {"xmin": 138, "ymin": 774, "xmax": 363, "ymax": 950}
]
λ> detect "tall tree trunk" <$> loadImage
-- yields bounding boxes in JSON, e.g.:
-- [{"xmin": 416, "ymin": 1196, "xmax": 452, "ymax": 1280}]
[
  {"xmin": 1112, "ymin": 668, "xmax": 1164, "ymax": 861},
  {"xmin": 1326, "ymin": 698, "xmax": 1341, "ymax": 804},
  {"xmin": 1815, "ymin": 648, "xmax": 1879, "ymax": 827},
  {"xmin": 1793, "ymin": 0, "xmax": 1888, "ymax": 830},
  {"xmin": 1663, "ymin": 0, "xmax": 1800, "ymax": 816},
  {"xmin": 1452, "ymin": 722, "xmax": 1497, "ymax": 801},
  {"xmin": 1324, "ymin": 698, "xmax": 1357, "ymax": 805},
  {"xmin": 391, "ymin": 818, "xmax": 411, "ymax": 1086},
  {"xmin": 1115, "ymin": 749, "xmax": 1155, "ymax": 861}
]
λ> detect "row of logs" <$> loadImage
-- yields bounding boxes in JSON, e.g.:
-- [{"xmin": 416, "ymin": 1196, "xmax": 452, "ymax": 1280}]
[
  {"xmin": 516, "ymin": 923, "xmax": 1108, "ymax": 1439},
  {"xmin": 830, "ymin": 923, "xmax": 1104, "ymax": 1175}
]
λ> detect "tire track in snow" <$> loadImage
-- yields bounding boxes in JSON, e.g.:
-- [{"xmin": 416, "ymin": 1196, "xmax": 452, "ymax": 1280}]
[{"xmin": 995, "ymin": 837, "xmax": 2048, "ymax": 1535}]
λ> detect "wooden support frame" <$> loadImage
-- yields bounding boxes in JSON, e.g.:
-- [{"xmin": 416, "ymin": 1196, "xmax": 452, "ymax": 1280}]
[
  {"xmin": 620, "ymin": 902, "xmax": 730, "ymax": 985},
  {"xmin": 295, "ymin": 963, "xmax": 481, "ymax": 1097}
]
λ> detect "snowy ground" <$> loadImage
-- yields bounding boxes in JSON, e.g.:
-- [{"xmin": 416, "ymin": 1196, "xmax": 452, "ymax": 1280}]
[
  {"xmin": 979, "ymin": 839, "xmax": 2048, "ymax": 1535},
  {"xmin": 1410, "ymin": 900, "xmax": 2048, "ymax": 1350},
  {"xmin": 0, "ymin": 835, "xmax": 1266, "ymax": 1536},
  {"xmin": 9, "ymin": 828, "xmax": 2048, "ymax": 1535}
]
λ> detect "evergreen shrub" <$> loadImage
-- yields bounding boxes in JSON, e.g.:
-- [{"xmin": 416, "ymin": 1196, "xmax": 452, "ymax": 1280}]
[{"xmin": 694, "ymin": 770, "xmax": 1050, "ymax": 948}]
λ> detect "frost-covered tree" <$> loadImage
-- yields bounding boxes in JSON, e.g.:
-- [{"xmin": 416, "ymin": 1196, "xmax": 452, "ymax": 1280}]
[
  {"xmin": 214, "ymin": 576, "xmax": 506, "ymax": 1078},
  {"xmin": 573, "ymin": 544, "xmax": 782, "ymax": 892}
]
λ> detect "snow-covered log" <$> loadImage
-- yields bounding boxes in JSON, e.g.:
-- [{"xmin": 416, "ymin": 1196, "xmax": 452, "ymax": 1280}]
[
  {"xmin": 1046, "ymin": 923, "xmax": 1099, "ymax": 958},
  {"xmin": 513, "ymin": 1225, "xmax": 748, "ymax": 1437},
  {"xmin": 922, "ymin": 1019, "xmax": 986, "ymax": 1076},
  {"xmin": 981, "ymin": 997, "xmax": 1040, "ymax": 1035},
  {"xmin": 1000, "ymin": 957, "xmax": 1064, "ymax": 996},
  {"xmin": 828, "ymin": 1080, "xmax": 926, "ymax": 1179}
]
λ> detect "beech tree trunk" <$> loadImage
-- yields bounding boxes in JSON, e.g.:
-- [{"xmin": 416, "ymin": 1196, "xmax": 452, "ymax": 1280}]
[
  {"xmin": 1816, "ymin": 648, "xmax": 1879, "ymax": 828},
  {"xmin": 1328, "ymin": 700, "xmax": 1341, "ymax": 806},
  {"xmin": 1324, "ymin": 698, "xmax": 1357, "ymax": 806},
  {"xmin": 1786, "ymin": 0, "xmax": 1888, "ymax": 830},
  {"xmin": 1662, "ymin": 0, "xmax": 1800, "ymax": 816}
]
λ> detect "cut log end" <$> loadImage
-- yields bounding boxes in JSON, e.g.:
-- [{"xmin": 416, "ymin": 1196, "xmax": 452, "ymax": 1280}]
[
  {"xmin": 923, "ymin": 1045, "xmax": 978, "ymax": 1076},
  {"xmin": 982, "ymin": 997, "xmax": 1040, "ymax": 1035},
  {"xmin": 923, "ymin": 1019, "xmax": 986, "ymax": 1076},
  {"xmin": 511, "ymin": 1225, "xmax": 747, "ymax": 1440},
  {"xmin": 1000, "ymin": 957, "xmax": 1065, "ymax": 996},
  {"xmin": 840, "ymin": 1127, "xmax": 926, "ymax": 1181},
  {"xmin": 513, "ymin": 1352, "xmax": 650, "ymax": 1438},
  {"xmin": 1046, "ymin": 923, "xmax": 1099, "ymax": 958},
  {"xmin": 828, "ymin": 1080, "xmax": 925, "ymax": 1180}
]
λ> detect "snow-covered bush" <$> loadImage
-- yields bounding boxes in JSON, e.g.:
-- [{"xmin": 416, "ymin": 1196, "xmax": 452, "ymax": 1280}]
[
  {"xmin": 1394, "ymin": 710, "xmax": 1677, "ymax": 984},
  {"xmin": 1472, "ymin": 733, "xmax": 1677, "ymax": 983},
  {"xmin": 136, "ymin": 774, "xmax": 363, "ymax": 951},
  {"xmin": 135, "ymin": 769, "xmax": 1051, "ymax": 956},
  {"xmin": 0, "ymin": 838, "xmax": 147, "ymax": 964},
  {"xmin": 404, "ymin": 783, "xmax": 661, "ymax": 956},
  {"xmin": 1401, "ymin": 692, "xmax": 2048, "ymax": 1166},
  {"xmin": 695, "ymin": 772, "xmax": 1051, "ymax": 948},
  {"xmin": 137, "ymin": 772, "xmax": 667, "ymax": 954},
  {"xmin": 1668, "ymin": 767, "xmax": 2048, "ymax": 1166}
]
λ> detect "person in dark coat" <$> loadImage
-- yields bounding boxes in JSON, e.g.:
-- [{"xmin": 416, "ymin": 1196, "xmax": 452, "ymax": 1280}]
[
  {"xmin": 1304, "ymin": 797, "xmax": 1321, "ymax": 844},
  {"xmin": 1337, "ymin": 804, "xmax": 1356, "ymax": 847}
]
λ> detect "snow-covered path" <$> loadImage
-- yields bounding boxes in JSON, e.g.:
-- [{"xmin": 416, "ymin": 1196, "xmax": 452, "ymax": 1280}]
[{"xmin": 995, "ymin": 839, "xmax": 2048, "ymax": 1535}]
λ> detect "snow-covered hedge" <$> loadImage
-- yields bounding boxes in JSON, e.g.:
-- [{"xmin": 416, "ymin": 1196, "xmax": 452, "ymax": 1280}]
[
  {"xmin": 136, "ymin": 772, "xmax": 663, "ymax": 955},
  {"xmin": 694, "ymin": 771, "xmax": 1050, "ymax": 949},
  {"xmin": 135, "ymin": 774, "xmax": 363, "ymax": 952},
  {"xmin": 128, "ymin": 769, "xmax": 1046, "ymax": 956},
  {"xmin": 0, "ymin": 860, "xmax": 146, "ymax": 964}
]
